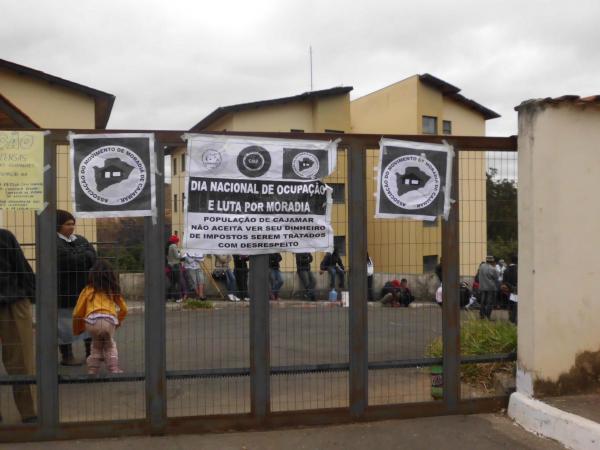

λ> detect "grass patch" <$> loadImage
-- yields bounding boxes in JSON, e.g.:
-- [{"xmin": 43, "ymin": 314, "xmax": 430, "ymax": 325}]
[
  {"xmin": 427, "ymin": 314, "xmax": 517, "ymax": 391},
  {"xmin": 183, "ymin": 299, "xmax": 214, "ymax": 310}
]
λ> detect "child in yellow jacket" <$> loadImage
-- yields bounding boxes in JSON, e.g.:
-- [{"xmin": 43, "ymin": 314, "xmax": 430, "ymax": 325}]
[{"xmin": 73, "ymin": 259, "xmax": 127, "ymax": 374}]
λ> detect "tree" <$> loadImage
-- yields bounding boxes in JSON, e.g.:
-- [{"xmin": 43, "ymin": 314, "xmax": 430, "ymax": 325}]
[{"xmin": 486, "ymin": 168, "xmax": 517, "ymax": 261}]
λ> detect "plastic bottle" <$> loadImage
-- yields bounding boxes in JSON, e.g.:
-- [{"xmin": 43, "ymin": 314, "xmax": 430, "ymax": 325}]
[{"xmin": 328, "ymin": 289, "xmax": 338, "ymax": 302}]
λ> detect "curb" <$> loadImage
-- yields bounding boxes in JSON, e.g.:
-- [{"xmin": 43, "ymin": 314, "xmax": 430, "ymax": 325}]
[
  {"xmin": 125, "ymin": 300, "xmax": 439, "ymax": 313},
  {"xmin": 508, "ymin": 391, "xmax": 600, "ymax": 450}
]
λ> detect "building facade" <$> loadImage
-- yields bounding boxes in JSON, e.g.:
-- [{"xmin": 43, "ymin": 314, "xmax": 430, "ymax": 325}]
[
  {"xmin": 0, "ymin": 59, "xmax": 115, "ymax": 259},
  {"xmin": 171, "ymin": 75, "xmax": 499, "ymax": 276}
]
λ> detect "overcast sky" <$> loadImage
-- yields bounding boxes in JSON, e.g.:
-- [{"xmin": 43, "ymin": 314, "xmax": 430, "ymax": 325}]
[{"xmin": 3, "ymin": 0, "xmax": 599, "ymax": 137}]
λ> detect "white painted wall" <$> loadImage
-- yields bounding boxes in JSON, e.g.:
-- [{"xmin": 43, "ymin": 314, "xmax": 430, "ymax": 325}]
[{"xmin": 517, "ymin": 100, "xmax": 600, "ymax": 389}]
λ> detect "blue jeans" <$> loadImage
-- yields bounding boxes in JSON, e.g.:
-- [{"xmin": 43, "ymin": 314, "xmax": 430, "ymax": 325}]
[
  {"xmin": 224, "ymin": 269, "xmax": 237, "ymax": 293},
  {"xmin": 328, "ymin": 267, "xmax": 344, "ymax": 289},
  {"xmin": 270, "ymin": 269, "xmax": 284, "ymax": 296}
]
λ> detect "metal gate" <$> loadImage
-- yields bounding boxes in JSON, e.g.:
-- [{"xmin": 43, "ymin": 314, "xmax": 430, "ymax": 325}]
[{"xmin": 0, "ymin": 130, "xmax": 517, "ymax": 441}]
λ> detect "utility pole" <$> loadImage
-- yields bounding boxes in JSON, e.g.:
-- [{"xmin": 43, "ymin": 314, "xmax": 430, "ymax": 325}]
[{"xmin": 309, "ymin": 45, "xmax": 313, "ymax": 91}]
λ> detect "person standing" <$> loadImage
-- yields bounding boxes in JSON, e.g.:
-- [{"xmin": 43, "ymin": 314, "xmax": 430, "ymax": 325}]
[
  {"xmin": 213, "ymin": 255, "xmax": 239, "ymax": 302},
  {"xmin": 183, "ymin": 252, "xmax": 206, "ymax": 300},
  {"xmin": 56, "ymin": 209, "xmax": 96, "ymax": 365},
  {"xmin": 166, "ymin": 235, "xmax": 186, "ymax": 302},
  {"xmin": 72, "ymin": 259, "xmax": 128, "ymax": 374},
  {"xmin": 0, "ymin": 228, "xmax": 36, "ymax": 422},
  {"xmin": 233, "ymin": 255, "xmax": 249, "ymax": 301},
  {"xmin": 269, "ymin": 253, "xmax": 283, "ymax": 300},
  {"xmin": 295, "ymin": 253, "xmax": 316, "ymax": 300},
  {"xmin": 367, "ymin": 253, "xmax": 374, "ymax": 301},
  {"xmin": 320, "ymin": 248, "xmax": 345, "ymax": 290},
  {"xmin": 478, "ymin": 255, "xmax": 499, "ymax": 320},
  {"xmin": 503, "ymin": 255, "xmax": 518, "ymax": 324}
]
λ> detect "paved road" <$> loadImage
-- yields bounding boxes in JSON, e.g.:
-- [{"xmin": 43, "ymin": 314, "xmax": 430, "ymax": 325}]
[
  {"xmin": 0, "ymin": 414, "xmax": 565, "ymax": 450},
  {"xmin": 0, "ymin": 302, "xmax": 510, "ymax": 423}
]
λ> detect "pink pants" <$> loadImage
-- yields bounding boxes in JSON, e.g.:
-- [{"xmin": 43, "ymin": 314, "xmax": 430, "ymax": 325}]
[{"xmin": 84, "ymin": 318, "xmax": 122, "ymax": 374}]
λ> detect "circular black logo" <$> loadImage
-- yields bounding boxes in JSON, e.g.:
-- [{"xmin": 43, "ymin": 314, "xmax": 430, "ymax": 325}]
[{"xmin": 237, "ymin": 146, "xmax": 271, "ymax": 178}]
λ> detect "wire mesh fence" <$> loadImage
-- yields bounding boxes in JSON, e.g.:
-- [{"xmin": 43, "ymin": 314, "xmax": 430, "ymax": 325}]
[{"xmin": 0, "ymin": 131, "xmax": 517, "ymax": 440}]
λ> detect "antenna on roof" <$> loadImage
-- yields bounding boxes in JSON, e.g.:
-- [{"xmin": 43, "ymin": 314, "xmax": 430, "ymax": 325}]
[{"xmin": 309, "ymin": 45, "xmax": 313, "ymax": 91}]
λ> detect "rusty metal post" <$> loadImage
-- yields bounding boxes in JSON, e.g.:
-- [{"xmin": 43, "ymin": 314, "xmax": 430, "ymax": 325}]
[
  {"xmin": 35, "ymin": 133, "xmax": 58, "ymax": 438},
  {"xmin": 347, "ymin": 141, "xmax": 368, "ymax": 417},
  {"xmin": 144, "ymin": 139, "xmax": 166, "ymax": 432},
  {"xmin": 442, "ymin": 148, "xmax": 461, "ymax": 411},
  {"xmin": 249, "ymin": 254, "xmax": 270, "ymax": 420}
]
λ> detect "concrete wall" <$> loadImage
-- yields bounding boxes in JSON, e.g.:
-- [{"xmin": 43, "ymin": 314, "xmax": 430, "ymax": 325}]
[{"xmin": 517, "ymin": 99, "xmax": 600, "ymax": 394}]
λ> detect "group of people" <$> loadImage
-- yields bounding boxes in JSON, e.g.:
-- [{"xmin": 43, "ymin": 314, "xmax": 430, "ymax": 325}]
[
  {"xmin": 0, "ymin": 210, "xmax": 129, "ymax": 423},
  {"xmin": 476, "ymin": 254, "xmax": 518, "ymax": 323},
  {"xmin": 165, "ymin": 239, "xmax": 349, "ymax": 302}
]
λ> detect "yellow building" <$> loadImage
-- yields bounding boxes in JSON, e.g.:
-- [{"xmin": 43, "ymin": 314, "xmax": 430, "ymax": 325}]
[
  {"xmin": 170, "ymin": 87, "xmax": 352, "ymax": 273},
  {"xmin": 172, "ymin": 74, "xmax": 499, "ymax": 276},
  {"xmin": 351, "ymin": 74, "xmax": 499, "ymax": 276},
  {"xmin": 0, "ymin": 58, "xmax": 115, "ymax": 257}
]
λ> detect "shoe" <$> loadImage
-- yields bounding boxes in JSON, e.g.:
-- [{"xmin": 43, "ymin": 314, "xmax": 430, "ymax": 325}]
[
  {"xmin": 243, "ymin": 297, "xmax": 250, "ymax": 302},
  {"xmin": 233, "ymin": 295, "xmax": 241, "ymax": 302},
  {"xmin": 175, "ymin": 298, "xmax": 183, "ymax": 303},
  {"xmin": 227, "ymin": 294, "xmax": 239, "ymax": 302}
]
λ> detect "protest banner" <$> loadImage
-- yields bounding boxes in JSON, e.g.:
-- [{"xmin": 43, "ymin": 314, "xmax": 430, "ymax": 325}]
[{"xmin": 183, "ymin": 134, "xmax": 337, "ymax": 254}]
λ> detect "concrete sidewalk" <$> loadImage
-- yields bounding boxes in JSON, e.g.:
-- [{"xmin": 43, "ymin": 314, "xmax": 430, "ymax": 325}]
[{"xmin": 0, "ymin": 414, "xmax": 564, "ymax": 450}]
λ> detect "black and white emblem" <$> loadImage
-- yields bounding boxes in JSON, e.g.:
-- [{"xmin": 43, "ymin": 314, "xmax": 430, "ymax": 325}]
[
  {"xmin": 237, "ymin": 146, "xmax": 271, "ymax": 178},
  {"xmin": 78, "ymin": 145, "xmax": 146, "ymax": 206}
]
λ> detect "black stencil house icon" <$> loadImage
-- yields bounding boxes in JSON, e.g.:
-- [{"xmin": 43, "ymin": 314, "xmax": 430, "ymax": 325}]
[
  {"xmin": 395, "ymin": 166, "xmax": 431, "ymax": 196},
  {"xmin": 93, "ymin": 157, "xmax": 135, "ymax": 192},
  {"xmin": 298, "ymin": 157, "xmax": 315, "ymax": 171}
]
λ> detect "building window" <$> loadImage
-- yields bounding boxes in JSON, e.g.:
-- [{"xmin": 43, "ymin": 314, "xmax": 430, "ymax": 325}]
[
  {"xmin": 329, "ymin": 183, "xmax": 345, "ymax": 204},
  {"xmin": 172, "ymin": 156, "xmax": 177, "ymax": 175},
  {"xmin": 334, "ymin": 236, "xmax": 346, "ymax": 256},
  {"xmin": 423, "ymin": 218, "xmax": 438, "ymax": 227},
  {"xmin": 443, "ymin": 120, "xmax": 452, "ymax": 135},
  {"xmin": 324, "ymin": 129, "xmax": 345, "ymax": 134},
  {"xmin": 290, "ymin": 129, "xmax": 305, "ymax": 133},
  {"xmin": 182, "ymin": 193, "xmax": 186, "ymax": 211},
  {"xmin": 181, "ymin": 155, "xmax": 186, "ymax": 173},
  {"xmin": 174, "ymin": 194, "xmax": 178, "ymax": 213},
  {"xmin": 423, "ymin": 255, "xmax": 438, "ymax": 272},
  {"xmin": 422, "ymin": 116, "xmax": 438, "ymax": 135}
]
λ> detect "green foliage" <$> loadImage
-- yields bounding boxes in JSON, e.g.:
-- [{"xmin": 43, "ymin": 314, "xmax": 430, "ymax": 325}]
[
  {"xmin": 183, "ymin": 299, "xmax": 214, "ymax": 310},
  {"xmin": 486, "ymin": 168, "xmax": 518, "ymax": 261},
  {"xmin": 427, "ymin": 314, "xmax": 517, "ymax": 390},
  {"xmin": 98, "ymin": 243, "xmax": 144, "ymax": 272}
]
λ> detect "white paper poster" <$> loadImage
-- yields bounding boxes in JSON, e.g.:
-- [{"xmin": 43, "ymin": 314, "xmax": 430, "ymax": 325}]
[
  {"xmin": 375, "ymin": 138, "xmax": 453, "ymax": 221},
  {"xmin": 183, "ymin": 134, "xmax": 338, "ymax": 255},
  {"xmin": 69, "ymin": 133, "xmax": 156, "ymax": 218}
]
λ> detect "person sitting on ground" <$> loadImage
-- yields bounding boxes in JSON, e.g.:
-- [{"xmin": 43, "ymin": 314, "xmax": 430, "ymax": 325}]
[
  {"xmin": 398, "ymin": 278, "xmax": 415, "ymax": 307},
  {"xmin": 269, "ymin": 253, "xmax": 283, "ymax": 300},
  {"xmin": 213, "ymin": 255, "xmax": 239, "ymax": 302},
  {"xmin": 379, "ymin": 279, "xmax": 402, "ymax": 307},
  {"xmin": 295, "ymin": 253, "xmax": 316, "ymax": 300},
  {"xmin": 380, "ymin": 279, "xmax": 414, "ymax": 307}
]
